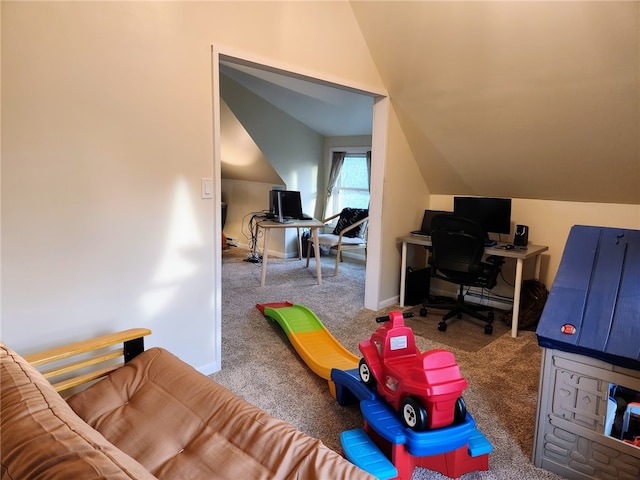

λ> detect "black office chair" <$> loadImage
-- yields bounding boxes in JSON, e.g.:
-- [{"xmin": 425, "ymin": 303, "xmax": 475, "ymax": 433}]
[{"xmin": 419, "ymin": 214, "xmax": 505, "ymax": 334}]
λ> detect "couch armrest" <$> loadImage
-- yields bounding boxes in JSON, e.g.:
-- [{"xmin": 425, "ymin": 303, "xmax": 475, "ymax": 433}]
[
  {"xmin": 1, "ymin": 343, "xmax": 156, "ymax": 479},
  {"xmin": 24, "ymin": 328, "xmax": 151, "ymax": 395}
]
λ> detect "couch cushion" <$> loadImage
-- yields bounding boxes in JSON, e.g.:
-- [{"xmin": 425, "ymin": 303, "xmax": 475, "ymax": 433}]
[
  {"xmin": 332, "ymin": 208, "xmax": 368, "ymax": 238},
  {"xmin": 0, "ymin": 343, "xmax": 156, "ymax": 480},
  {"xmin": 68, "ymin": 347, "xmax": 373, "ymax": 480}
]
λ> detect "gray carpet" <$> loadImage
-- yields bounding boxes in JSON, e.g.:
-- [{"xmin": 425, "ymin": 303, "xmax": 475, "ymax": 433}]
[{"xmin": 211, "ymin": 247, "xmax": 564, "ymax": 480}]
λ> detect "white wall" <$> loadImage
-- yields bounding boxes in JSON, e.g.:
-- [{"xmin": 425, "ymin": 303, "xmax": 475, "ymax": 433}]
[{"xmin": 1, "ymin": 1, "xmax": 387, "ymax": 371}]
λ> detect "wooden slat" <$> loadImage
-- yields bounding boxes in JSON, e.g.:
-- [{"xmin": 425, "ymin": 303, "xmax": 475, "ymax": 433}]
[
  {"xmin": 24, "ymin": 328, "xmax": 151, "ymax": 394},
  {"xmin": 51, "ymin": 365, "xmax": 122, "ymax": 393},
  {"xmin": 24, "ymin": 328, "xmax": 151, "ymax": 367},
  {"xmin": 40, "ymin": 349, "xmax": 123, "ymax": 380}
]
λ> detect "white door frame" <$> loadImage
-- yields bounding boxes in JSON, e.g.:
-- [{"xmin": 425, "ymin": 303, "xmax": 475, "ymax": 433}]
[{"xmin": 211, "ymin": 47, "xmax": 389, "ymax": 350}]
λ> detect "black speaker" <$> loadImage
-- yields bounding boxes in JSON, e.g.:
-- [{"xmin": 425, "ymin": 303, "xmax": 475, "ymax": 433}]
[{"xmin": 513, "ymin": 224, "xmax": 529, "ymax": 247}]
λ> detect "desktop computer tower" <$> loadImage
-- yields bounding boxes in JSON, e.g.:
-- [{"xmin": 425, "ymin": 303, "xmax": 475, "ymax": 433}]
[{"xmin": 404, "ymin": 267, "xmax": 431, "ymax": 305}]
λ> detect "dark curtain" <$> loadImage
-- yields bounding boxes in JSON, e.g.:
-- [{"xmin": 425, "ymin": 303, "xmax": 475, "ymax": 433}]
[{"xmin": 324, "ymin": 151, "xmax": 346, "ymax": 217}]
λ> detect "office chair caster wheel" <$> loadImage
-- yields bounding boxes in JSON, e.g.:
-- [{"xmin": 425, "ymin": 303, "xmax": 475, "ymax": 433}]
[
  {"xmin": 484, "ymin": 324, "xmax": 493, "ymax": 335},
  {"xmin": 419, "ymin": 307, "xmax": 427, "ymax": 317},
  {"xmin": 438, "ymin": 321, "xmax": 447, "ymax": 332}
]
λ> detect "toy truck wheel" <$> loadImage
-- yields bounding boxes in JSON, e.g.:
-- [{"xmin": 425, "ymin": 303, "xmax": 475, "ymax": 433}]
[
  {"xmin": 454, "ymin": 396, "xmax": 467, "ymax": 424},
  {"xmin": 358, "ymin": 358, "xmax": 376, "ymax": 387},
  {"xmin": 401, "ymin": 397, "xmax": 427, "ymax": 431}
]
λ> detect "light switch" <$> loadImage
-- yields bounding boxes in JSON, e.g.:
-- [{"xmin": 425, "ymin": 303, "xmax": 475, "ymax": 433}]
[{"xmin": 201, "ymin": 178, "xmax": 213, "ymax": 199}]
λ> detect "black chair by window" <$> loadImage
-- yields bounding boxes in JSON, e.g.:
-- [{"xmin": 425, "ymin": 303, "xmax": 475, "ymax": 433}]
[{"xmin": 419, "ymin": 214, "xmax": 505, "ymax": 334}]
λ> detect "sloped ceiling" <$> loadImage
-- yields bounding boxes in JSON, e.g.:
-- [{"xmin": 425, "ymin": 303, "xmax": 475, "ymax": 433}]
[
  {"xmin": 351, "ymin": 1, "xmax": 639, "ymax": 204},
  {"xmin": 220, "ymin": 98, "xmax": 283, "ymax": 184},
  {"xmin": 220, "ymin": 61, "xmax": 373, "ymax": 136},
  {"xmin": 219, "ymin": 3, "xmax": 639, "ymax": 205},
  {"xmin": 219, "ymin": 60, "xmax": 374, "ymax": 185}
]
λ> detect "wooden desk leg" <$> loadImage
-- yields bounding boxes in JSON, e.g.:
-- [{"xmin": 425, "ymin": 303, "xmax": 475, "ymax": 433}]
[
  {"xmin": 313, "ymin": 227, "xmax": 322, "ymax": 285},
  {"xmin": 400, "ymin": 241, "xmax": 408, "ymax": 307},
  {"xmin": 533, "ymin": 254, "xmax": 542, "ymax": 280},
  {"xmin": 260, "ymin": 227, "xmax": 270, "ymax": 287},
  {"xmin": 296, "ymin": 227, "xmax": 302, "ymax": 260},
  {"xmin": 511, "ymin": 258, "xmax": 524, "ymax": 338}
]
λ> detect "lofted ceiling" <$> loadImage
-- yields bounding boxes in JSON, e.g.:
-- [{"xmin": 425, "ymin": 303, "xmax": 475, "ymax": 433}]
[{"xmin": 221, "ymin": 2, "xmax": 639, "ymax": 205}]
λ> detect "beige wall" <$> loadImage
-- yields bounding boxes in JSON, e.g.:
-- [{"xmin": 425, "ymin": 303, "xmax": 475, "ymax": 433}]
[
  {"xmin": 3, "ymin": 1, "xmax": 638, "ymax": 371},
  {"xmin": 430, "ymin": 195, "xmax": 640, "ymax": 290},
  {"xmin": 378, "ymin": 104, "xmax": 432, "ymax": 305},
  {"xmin": 1, "ymin": 1, "xmax": 386, "ymax": 371}
]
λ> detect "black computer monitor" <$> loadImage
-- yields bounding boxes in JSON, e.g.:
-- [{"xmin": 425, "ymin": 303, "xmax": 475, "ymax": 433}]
[
  {"xmin": 269, "ymin": 190, "xmax": 303, "ymax": 222},
  {"xmin": 453, "ymin": 197, "xmax": 512, "ymax": 235}
]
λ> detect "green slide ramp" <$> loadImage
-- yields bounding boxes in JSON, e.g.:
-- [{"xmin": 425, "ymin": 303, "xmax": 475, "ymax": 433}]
[
  {"xmin": 263, "ymin": 304, "xmax": 324, "ymax": 337},
  {"xmin": 261, "ymin": 303, "xmax": 360, "ymax": 381}
]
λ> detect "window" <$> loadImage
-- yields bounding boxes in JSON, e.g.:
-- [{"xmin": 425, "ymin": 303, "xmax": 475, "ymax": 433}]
[{"xmin": 328, "ymin": 153, "xmax": 370, "ymax": 218}]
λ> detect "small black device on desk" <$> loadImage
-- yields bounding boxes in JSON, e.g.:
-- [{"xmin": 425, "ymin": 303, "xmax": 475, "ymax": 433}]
[{"xmin": 513, "ymin": 224, "xmax": 529, "ymax": 247}]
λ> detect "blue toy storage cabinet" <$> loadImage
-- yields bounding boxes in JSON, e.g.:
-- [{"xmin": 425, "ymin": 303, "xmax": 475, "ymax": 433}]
[{"xmin": 533, "ymin": 225, "xmax": 640, "ymax": 479}]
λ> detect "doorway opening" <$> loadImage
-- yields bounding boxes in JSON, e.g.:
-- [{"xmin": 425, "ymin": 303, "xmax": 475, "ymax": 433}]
[{"xmin": 211, "ymin": 47, "xmax": 389, "ymax": 367}]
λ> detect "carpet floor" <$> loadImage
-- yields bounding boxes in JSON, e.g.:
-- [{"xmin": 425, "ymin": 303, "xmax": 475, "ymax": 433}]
[{"xmin": 211, "ymin": 247, "xmax": 565, "ymax": 479}]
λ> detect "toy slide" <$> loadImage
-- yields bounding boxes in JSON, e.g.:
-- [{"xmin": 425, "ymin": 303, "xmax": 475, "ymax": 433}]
[
  {"xmin": 258, "ymin": 303, "xmax": 492, "ymax": 479},
  {"xmin": 257, "ymin": 302, "xmax": 359, "ymax": 396}
]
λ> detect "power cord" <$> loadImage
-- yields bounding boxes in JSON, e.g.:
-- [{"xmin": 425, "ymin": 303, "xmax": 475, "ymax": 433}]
[
  {"xmin": 241, "ymin": 211, "xmax": 270, "ymax": 263},
  {"xmin": 500, "ymin": 269, "xmax": 515, "ymax": 287}
]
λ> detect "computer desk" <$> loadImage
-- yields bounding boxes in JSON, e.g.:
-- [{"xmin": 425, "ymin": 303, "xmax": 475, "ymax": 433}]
[
  {"xmin": 398, "ymin": 234, "xmax": 549, "ymax": 338},
  {"xmin": 256, "ymin": 218, "xmax": 324, "ymax": 287}
]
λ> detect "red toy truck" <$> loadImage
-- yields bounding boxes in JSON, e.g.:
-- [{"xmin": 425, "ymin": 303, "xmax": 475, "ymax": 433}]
[{"xmin": 358, "ymin": 311, "xmax": 468, "ymax": 431}]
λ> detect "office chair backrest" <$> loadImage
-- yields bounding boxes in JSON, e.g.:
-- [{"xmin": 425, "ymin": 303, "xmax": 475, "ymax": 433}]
[{"xmin": 429, "ymin": 214, "xmax": 487, "ymax": 275}]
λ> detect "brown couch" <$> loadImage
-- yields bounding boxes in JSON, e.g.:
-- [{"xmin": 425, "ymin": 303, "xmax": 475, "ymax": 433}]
[{"xmin": 1, "ymin": 333, "xmax": 374, "ymax": 479}]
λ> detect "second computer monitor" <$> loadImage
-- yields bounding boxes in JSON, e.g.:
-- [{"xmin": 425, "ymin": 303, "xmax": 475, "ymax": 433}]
[
  {"xmin": 269, "ymin": 190, "xmax": 304, "ymax": 222},
  {"xmin": 453, "ymin": 196, "xmax": 512, "ymax": 235}
]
